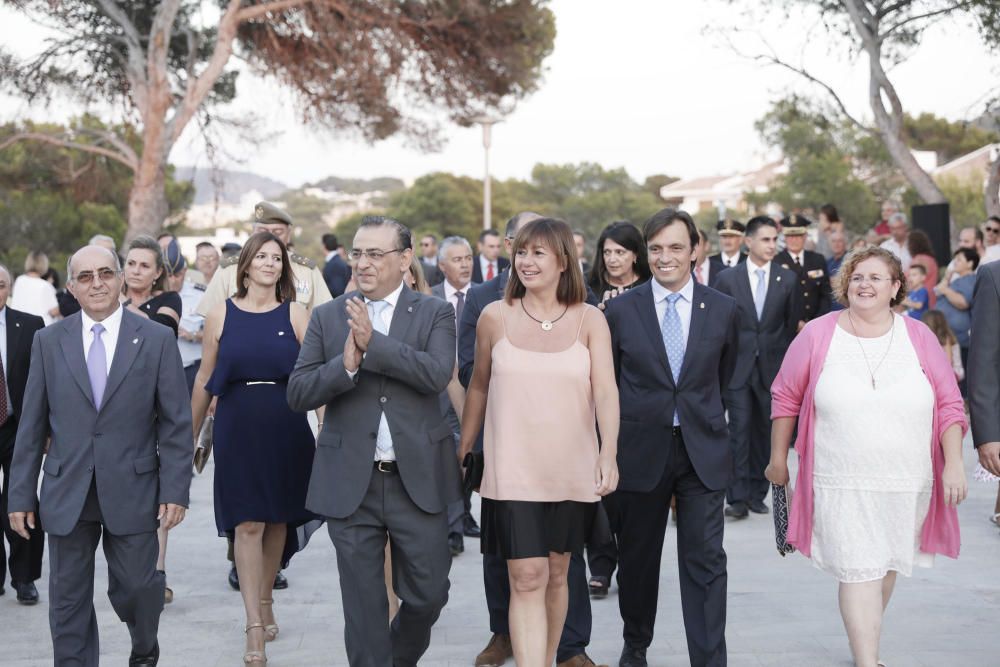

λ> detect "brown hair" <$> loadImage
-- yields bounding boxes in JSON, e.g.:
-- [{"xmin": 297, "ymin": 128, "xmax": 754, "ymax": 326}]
[
  {"xmin": 124, "ymin": 235, "xmax": 167, "ymax": 293},
  {"xmin": 832, "ymin": 246, "xmax": 906, "ymax": 308},
  {"xmin": 234, "ymin": 232, "xmax": 296, "ymax": 303},
  {"xmin": 921, "ymin": 310, "xmax": 957, "ymax": 348},
  {"xmin": 407, "ymin": 254, "xmax": 432, "ymax": 295},
  {"xmin": 504, "ymin": 218, "xmax": 586, "ymax": 305}
]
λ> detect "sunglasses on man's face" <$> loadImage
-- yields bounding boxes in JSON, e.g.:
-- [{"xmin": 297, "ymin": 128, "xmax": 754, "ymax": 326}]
[{"xmin": 986, "ymin": 226, "xmax": 1000, "ymax": 234}]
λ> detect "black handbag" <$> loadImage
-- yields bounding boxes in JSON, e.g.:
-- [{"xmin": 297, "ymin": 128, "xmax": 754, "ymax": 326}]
[
  {"xmin": 462, "ymin": 451, "xmax": 484, "ymax": 494},
  {"xmin": 771, "ymin": 483, "xmax": 796, "ymax": 557}
]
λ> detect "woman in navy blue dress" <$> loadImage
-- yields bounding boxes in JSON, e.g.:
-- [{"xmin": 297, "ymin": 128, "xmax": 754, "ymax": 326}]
[{"xmin": 191, "ymin": 232, "xmax": 320, "ymax": 665}]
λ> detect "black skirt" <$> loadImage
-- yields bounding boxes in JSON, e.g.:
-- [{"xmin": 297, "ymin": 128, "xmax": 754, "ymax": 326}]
[{"xmin": 480, "ymin": 498, "xmax": 608, "ymax": 560}]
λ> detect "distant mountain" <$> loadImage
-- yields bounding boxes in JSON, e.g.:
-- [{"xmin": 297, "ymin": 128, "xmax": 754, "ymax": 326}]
[
  {"xmin": 174, "ymin": 166, "xmax": 289, "ymax": 205},
  {"xmin": 305, "ymin": 175, "xmax": 406, "ymax": 194}
]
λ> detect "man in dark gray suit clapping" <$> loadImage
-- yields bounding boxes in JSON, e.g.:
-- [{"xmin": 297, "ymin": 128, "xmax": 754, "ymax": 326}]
[
  {"xmin": 289, "ymin": 216, "xmax": 460, "ymax": 667},
  {"xmin": 8, "ymin": 245, "xmax": 193, "ymax": 666}
]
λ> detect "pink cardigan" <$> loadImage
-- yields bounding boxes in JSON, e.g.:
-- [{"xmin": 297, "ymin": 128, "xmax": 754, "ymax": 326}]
[{"xmin": 770, "ymin": 312, "xmax": 967, "ymax": 559}]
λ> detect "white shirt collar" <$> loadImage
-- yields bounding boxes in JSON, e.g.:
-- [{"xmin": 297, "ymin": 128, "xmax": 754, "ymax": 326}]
[
  {"xmin": 325, "ymin": 250, "xmax": 337, "ymax": 262},
  {"xmin": 0, "ymin": 306, "xmax": 6, "ymax": 327},
  {"xmin": 746, "ymin": 257, "xmax": 771, "ymax": 276},
  {"xmin": 721, "ymin": 250, "xmax": 741, "ymax": 264},
  {"xmin": 365, "ymin": 281, "xmax": 405, "ymax": 308},
  {"xmin": 651, "ymin": 274, "xmax": 695, "ymax": 304},
  {"xmin": 81, "ymin": 303, "xmax": 124, "ymax": 338},
  {"xmin": 443, "ymin": 279, "xmax": 468, "ymax": 301}
]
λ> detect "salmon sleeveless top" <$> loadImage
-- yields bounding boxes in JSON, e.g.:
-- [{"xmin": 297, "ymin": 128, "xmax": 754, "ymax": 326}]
[{"xmin": 480, "ymin": 303, "xmax": 601, "ymax": 503}]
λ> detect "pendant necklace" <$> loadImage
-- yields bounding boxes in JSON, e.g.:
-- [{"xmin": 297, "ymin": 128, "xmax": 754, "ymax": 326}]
[
  {"xmin": 847, "ymin": 310, "xmax": 894, "ymax": 390},
  {"xmin": 521, "ymin": 299, "xmax": 569, "ymax": 332}
]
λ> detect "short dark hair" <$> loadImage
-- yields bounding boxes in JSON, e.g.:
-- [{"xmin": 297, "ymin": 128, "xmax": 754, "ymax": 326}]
[
  {"xmin": 505, "ymin": 211, "xmax": 543, "ymax": 239},
  {"xmin": 908, "ymin": 263, "xmax": 927, "ymax": 276},
  {"xmin": 195, "ymin": 241, "xmax": 216, "ymax": 252},
  {"xmin": 505, "ymin": 218, "xmax": 586, "ymax": 305},
  {"xmin": 421, "ymin": 233, "xmax": 437, "ymax": 243},
  {"xmin": 360, "ymin": 215, "xmax": 412, "ymax": 250},
  {"xmin": 642, "ymin": 208, "xmax": 698, "ymax": 250},
  {"xmin": 697, "ymin": 228, "xmax": 709, "ymax": 244},
  {"xmin": 746, "ymin": 215, "xmax": 778, "ymax": 237},
  {"xmin": 955, "ymin": 247, "xmax": 980, "ymax": 270},
  {"xmin": 234, "ymin": 232, "xmax": 297, "ymax": 302},
  {"xmin": 321, "ymin": 233, "xmax": 339, "ymax": 252},
  {"xmin": 156, "ymin": 232, "xmax": 174, "ymax": 241},
  {"xmin": 572, "ymin": 229, "xmax": 586, "ymax": 240},
  {"xmin": 820, "ymin": 204, "xmax": 839, "ymax": 223},
  {"xmin": 988, "ymin": 215, "xmax": 1000, "ymax": 225},
  {"xmin": 907, "ymin": 229, "xmax": 935, "ymax": 258},
  {"xmin": 479, "ymin": 229, "xmax": 500, "ymax": 243}
]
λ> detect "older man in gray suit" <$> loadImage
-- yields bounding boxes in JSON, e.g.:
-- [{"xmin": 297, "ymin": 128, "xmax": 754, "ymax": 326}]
[
  {"xmin": 288, "ymin": 216, "xmax": 460, "ymax": 667},
  {"xmin": 8, "ymin": 245, "xmax": 193, "ymax": 667}
]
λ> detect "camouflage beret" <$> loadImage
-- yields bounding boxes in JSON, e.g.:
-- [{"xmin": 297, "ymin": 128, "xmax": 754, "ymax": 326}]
[{"xmin": 253, "ymin": 201, "xmax": 293, "ymax": 226}]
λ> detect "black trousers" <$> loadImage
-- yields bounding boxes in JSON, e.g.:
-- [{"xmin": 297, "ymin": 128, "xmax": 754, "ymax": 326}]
[
  {"xmin": 483, "ymin": 549, "xmax": 592, "ymax": 662},
  {"xmin": 608, "ymin": 429, "xmax": 727, "ymax": 667},
  {"xmin": 586, "ymin": 504, "xmax": 619, "ymax": 582},
  {"xmin": 724, "ymin": 365, "xmax": 773, "ymax": 506},
  {"xmin": 1, "ymin": 419, "xmax": 44, "ymax": 586}
]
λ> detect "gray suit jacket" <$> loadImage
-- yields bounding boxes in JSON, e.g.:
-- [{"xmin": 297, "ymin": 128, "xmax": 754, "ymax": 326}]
[
  {"xmin": 969, "ymin": 261, "xmax": 1000, "ymax": 446},
  {"xmin": 8, "ymin": 309, "xmax": 193, "ymax": 537},
  {"xmin": 288, "ymin": 286, "xmax": 460, "ymax": 518}
]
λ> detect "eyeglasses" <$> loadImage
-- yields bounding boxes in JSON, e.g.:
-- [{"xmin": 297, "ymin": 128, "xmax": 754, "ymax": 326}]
[
  {"xmin": 349, "ymin": 248, "xmax": 403, "ymax": 262},
  {"xmin": 73, "ymin": 268, "xmax": 120, "ymax": 284},
  {"xmin": 848, "ymin": 274, "xmax": 891, "ymax": 285},
  {"xmin": 986, "ymin": 226, "xmax": 1000, "ymax": 234}
]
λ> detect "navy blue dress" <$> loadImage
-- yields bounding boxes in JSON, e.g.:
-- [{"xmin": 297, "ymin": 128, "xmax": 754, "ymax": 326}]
[{"xmin": 207, "ymin": 300, "xmax": 317, "ymax": 565}]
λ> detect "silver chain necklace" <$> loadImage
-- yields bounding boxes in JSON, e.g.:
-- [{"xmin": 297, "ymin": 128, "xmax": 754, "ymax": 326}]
[{"xmin": 846, "ymin": 310, "xmax": 895, "ymax": 390}]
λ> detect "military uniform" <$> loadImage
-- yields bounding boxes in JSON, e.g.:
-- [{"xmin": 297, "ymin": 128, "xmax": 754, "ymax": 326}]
[
  {"xmin": 775, "ymin": 214, "xmax": 831, "ymax": 324},
  {"xmin": 195, "ymin": 202, "xmax": 333, "ymax": 317},
  {"xmin": 708, "ymin": 218, "xmax": 747, "ymax": 286}
]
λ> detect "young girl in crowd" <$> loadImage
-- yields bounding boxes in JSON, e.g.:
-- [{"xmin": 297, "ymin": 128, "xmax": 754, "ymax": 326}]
[{"xmin": 921, "ymin": 309, "xmax": 964, "ymax": 383}]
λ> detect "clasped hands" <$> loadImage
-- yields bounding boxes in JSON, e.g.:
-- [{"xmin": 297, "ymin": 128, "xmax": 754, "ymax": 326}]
[{"xmin": 344, "ymin": 297, "xmax": 374, "ymax": 373}]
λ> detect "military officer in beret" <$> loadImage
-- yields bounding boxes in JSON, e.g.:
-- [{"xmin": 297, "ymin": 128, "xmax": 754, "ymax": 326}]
[
  {"xmin": 774, "ymin": 213, "xmax": 831, "ymax": 329},
  {"xmin": 708, "ymin": 218, "xmax": 748, "ymax": 286},
  {"xmin": 196, "ymin": 202, "xmax": 332, "ymax": 318}
]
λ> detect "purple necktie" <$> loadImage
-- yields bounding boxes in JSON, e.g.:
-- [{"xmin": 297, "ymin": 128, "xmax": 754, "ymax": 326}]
[{"xmin": 88, "ymin": 323, "xmax": 108, "ymax": 409}]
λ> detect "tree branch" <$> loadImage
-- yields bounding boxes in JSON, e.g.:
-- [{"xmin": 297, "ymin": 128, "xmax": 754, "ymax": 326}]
[
  {"xmin": 94, "ymin": 0, "xmax": 149, "ymax": 109},
  {"xmin": 874, "ymin": 1, "xmax": 914, "ymax": 20},
  {"xmin": 235, "ymin": 0, "xmax": 312, "ymax": 22},
  {"xmin": 0, "ymin": 132, "xmax": 138, "ymax": 171},
  {"xmin": 883, "ymin": 1, "xmax": 972, "ymax": 36}
]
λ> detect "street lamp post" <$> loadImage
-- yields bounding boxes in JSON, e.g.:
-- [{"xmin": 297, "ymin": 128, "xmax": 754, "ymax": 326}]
[{"xmin": 474, "ymin": 116, "xmax": 501, "ymax": 231}]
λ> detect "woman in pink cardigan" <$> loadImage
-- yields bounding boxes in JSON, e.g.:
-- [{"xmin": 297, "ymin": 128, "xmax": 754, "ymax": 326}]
[{"xmin": 765, "ymin": 246, "xmax": 967, "ymax": 667}]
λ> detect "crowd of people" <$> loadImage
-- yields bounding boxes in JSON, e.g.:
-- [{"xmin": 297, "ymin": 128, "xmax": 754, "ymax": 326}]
[{"xmin": 0, "ymin": 199, "xmax": 998, "ymax": 667}]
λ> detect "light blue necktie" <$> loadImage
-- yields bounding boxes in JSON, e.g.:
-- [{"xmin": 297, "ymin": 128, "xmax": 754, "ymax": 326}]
[
  {"xmin": 661, "ymin": 293, "xmax": 685, "ymax": 426},
  {"xmin": 368, "ymin": 301, "xmax": 394, "ymax": 459},
  {"xmin": 87, "ymin": 323, "xmax": 108, "ymax": 409},
  {"xmin": 754, "ymin": 268, "xmax": 767, "ymax": 319}
]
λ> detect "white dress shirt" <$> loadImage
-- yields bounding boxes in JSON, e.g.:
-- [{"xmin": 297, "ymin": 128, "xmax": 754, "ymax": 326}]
[
  {"xmin": 0, "ymin": 307, "xmax": 10, "ymax": 416},
  {"xmin": 785, "ymin": 251, "xmax": 804, "ymax": 266},
  {"xmin": 81, "ymin": 305, "xmax": 124, "ymax": 376},
  {"xmin": 880, "ymin": 238, "xmax": 912, "ymax": 269},
  {"xmin": 443, "ymin": 279, "xmax": 468, "ymax": 314},
  {"xmin": 719, "ymin": 251, "xmax": 742, "ymax": 268},
  {"xmin": 652, "ymin": 275, "xmax": 694, "ymax": 342},
  {"xmin": 479, "ymin": 256, "xmax": 498, "ymax": 280},
  {"xmin": 746, "ymin": 258, "xmax": 772, "ymax": 304}
]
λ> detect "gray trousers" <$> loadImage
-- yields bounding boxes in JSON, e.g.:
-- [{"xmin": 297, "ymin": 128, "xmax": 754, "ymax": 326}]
[
  {"xmin": 328, "ymin": 468, "xmax": 451, "ymax": 667},
  {"xmin": 48, "ymin": 480, "xmax": 164, "ymax": 666}
]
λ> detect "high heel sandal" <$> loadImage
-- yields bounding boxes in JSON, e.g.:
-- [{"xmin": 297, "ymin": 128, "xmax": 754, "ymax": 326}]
[
  {"xmin": 243, "ymin": 623, "xmax": 267, "ymax": 664},
  {"xmin": 260, "ymin": 599, "xmax": 279, "ymax": 642}
]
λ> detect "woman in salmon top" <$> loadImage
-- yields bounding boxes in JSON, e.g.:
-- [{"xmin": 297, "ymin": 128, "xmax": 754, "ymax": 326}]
[{"xmin": 460, "ymin": 217, "xmax": 620, "ymax": 667}]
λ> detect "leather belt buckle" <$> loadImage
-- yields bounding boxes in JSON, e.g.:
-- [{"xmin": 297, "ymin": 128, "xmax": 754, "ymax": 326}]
[{"xmin": 376, "ymin": 460, "xmax": 396, "ymax": 473}]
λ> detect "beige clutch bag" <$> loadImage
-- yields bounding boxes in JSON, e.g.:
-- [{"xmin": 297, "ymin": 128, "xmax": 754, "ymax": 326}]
[{"xmin": 193, "ymin": 415, "xmax": 214, "ymax": 474}]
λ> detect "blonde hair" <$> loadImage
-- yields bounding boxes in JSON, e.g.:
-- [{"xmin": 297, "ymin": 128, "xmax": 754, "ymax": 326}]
[
  {"xmin": 407, "ymin": 255, "xmax": 432, "ymax": 295},
  {"xmin": 24, "ymin": 251, "xmax": 49, "ymax": 275}
]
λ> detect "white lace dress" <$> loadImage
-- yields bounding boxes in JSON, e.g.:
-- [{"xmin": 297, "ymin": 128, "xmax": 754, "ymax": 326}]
[{"xmin": 810, "ymin": 315, "xmax": 935, "ymax": 583}]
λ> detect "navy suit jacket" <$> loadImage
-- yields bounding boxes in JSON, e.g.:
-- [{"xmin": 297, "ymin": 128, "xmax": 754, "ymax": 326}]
[
  {"xmin": 708, "ymin": 252, "xmax": 746, "ymax": 287},
  {"xmin": 603, "ymin": 281, "xmax": 739, "ymax": 492},
  {"xmin": 322, "ymin": 254, "xmax": 352, "ymax": 298},
  {"xmin": 712, "ymin": 262, "xmax": 799, "ymax": 389}
]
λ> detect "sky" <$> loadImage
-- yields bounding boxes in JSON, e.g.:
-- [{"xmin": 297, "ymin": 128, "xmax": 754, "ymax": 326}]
[{"xmin": 1, "ymin": 1, "xmax": 997, "ymax": 189}]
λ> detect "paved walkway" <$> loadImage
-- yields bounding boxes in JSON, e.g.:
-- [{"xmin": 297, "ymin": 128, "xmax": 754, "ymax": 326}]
[{"xmin": 3, "ymin": 433, "xmax": 998, "ymax": 666}]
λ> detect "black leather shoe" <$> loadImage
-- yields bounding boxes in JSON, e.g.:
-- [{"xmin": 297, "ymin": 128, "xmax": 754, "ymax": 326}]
[
  {"xmin": 14, "ymin": 581, "xmax": 39, "ymax": 605},
  {"xmin": 273, "ymin": 571, "xmax": 288, "ymax": 590},
  {"xmin": 228, "ymin": 565, "xmax": 240, "ymax": 591},
  {"xmin": 749, "ymin": 499, "xmax": 770, "ymax": 514},
  {"xmin": 0, "ymin": 585, "xmax": 5, "ymax": 596},
  {"xmin": 462, "ymin": 514, "xmax": 481, "ymax": 538},
  {"xmin": 128, "ymin": 641, "xmax": 159, "ymax": 666},
  {"xmin": 589, "ymin": 575, "xmax": 609, "ymax": 599},
  {"xmin": 724, "ymin": 502, "xmax": 749, "ymax": 519},
  {"xmin": 619, "ymin": 644, "xmax": 647, "ymax": 667},
  {"xmin": 449, "ymin": 531, "xmax": 465, "ymax": 557}
]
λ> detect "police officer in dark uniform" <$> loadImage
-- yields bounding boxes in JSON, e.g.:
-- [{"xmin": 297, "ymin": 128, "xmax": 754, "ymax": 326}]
[
  {"xmin": 775, "ymin": 213, "xmax": 831, "ymax": 328},
  {"xmin": 708, "ymin": 218, "xmax": 747, "ymax": 286}
]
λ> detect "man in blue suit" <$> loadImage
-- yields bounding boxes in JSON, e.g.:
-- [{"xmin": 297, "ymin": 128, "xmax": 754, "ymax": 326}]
[
  {"xmin": 458, "ymin": 212, "xmax": 603, "ymax": 667},
  {"xmin": 603, "ymin": 209, "xmax": 739, "ymax": 667}
]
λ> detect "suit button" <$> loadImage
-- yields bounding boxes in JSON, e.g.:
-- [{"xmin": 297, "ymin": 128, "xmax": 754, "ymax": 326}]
[
  {"xmin": 379, "ymin": 396, "xmax": 387, "ymax": 404},
  {"xmin": 804, "ymin": 292, "xmax": 810, "ymax": 297}
]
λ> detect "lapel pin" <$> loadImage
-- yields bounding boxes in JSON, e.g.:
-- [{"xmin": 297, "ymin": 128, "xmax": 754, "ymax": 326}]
[
  {"xmin": 700, "ymin": 302, "xmax": 705, "ymax": 309},
  {"xmin": 15, "ymin": 322, "xmax": 20, "ymax": 327},
  {"xmin": 776, "ymin": 276, "xmax": 781, "ymax": 282},
  {"xmin": 407, "ymin": 306, "xmax": 413, "ymax": 313},
  {"xmin": 132, "ymin": 338, "xmax": 139, "ymax": 344},
  {"xmin": 278, "ymin": 331, "xmax": 285, "ymax": 336}
]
